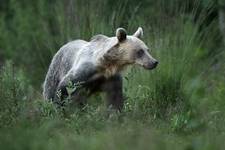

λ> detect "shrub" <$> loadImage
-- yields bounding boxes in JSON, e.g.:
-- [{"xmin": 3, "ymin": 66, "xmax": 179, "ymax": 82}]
[{"xmin": 0, "ymin": 61, "xmax": 32, "ymax": 127}]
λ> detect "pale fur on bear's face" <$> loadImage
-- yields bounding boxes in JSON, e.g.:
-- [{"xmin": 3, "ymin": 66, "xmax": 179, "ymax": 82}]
[{"xmin": 101, "ymin": 27, "xmax": 158, "ymax": 77}]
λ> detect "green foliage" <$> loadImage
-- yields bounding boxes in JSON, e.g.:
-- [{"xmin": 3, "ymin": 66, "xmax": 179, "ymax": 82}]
[
  {"xmin": 0, "ymin": 61, "xmax": 32, "ymax": 127},
  {"xmin": 0, "ymin": 0, "xmax": 224, "ymax": 149}
]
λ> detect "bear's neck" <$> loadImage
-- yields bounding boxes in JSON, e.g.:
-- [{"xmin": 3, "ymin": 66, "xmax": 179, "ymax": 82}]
[
  {"xmin": 98, "ymin": 62, "xmax": 125, "ymax": 78},
  {"xmin": 104, "ymin": 64, "xmax": 120, "ymax": 78},
  {"xmin": 96, "ymin": 53, "xmax": 128, "ymax": 78}
]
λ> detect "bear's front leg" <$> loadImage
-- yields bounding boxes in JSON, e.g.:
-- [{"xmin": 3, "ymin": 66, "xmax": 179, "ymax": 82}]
[
  {"xmin": 102, "ymin": 74, "xmax": 123, "ymax": 112},
  {"xmin": 54, "ymin": 62, "xmax": 97, "ymax": 105}
]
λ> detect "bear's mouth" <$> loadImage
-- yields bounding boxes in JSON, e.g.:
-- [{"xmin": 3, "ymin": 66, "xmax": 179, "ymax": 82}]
[{"xmin": 143, "ymin": 61, "xmax": 158, "ymax": 70}]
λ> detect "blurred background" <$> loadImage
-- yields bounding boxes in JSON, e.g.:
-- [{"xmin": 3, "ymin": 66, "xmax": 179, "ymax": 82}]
[{"xmin": 0, "ymin": 0, "xmax": 225, "ymax": 149}]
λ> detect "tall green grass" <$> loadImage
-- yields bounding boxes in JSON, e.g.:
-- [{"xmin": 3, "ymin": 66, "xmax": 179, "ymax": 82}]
[{"xmin": 0, "ymin": 0, "xmax": 224, "ymax": 149}]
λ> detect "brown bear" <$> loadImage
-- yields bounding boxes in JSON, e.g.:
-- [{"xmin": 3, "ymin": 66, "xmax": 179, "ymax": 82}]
[{"xmin": 43, "ymin": 27, "xmax": 158, "ymax": 111}]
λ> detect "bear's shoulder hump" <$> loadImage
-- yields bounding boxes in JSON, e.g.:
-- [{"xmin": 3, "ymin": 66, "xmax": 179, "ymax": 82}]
[{"xmin": 90, "ymin": 34, "xmax": 108, "ymax": 42}]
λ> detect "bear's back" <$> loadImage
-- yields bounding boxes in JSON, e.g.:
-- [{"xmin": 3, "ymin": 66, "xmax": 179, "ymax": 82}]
[{"xmin": 57, "ymin": 40, "xmax": 88, "ymax": 79}]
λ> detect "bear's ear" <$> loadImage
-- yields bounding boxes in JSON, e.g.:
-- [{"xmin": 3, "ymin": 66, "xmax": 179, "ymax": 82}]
[
  {"xmin": 133, "ymin": 27, "xmax": 143, "ymax": 38},
  {"xmin": 116, "ymin": 28, "xmax": 127, "ymax": 42}
]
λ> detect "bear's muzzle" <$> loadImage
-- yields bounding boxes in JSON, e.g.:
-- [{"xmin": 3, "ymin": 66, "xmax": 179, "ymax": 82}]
[{"xmin": 143, "ymin": 60, "xmax": 158, "ymax": 70}]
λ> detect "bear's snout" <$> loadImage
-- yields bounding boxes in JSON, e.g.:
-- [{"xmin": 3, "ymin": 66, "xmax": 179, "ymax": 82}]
[{"xmin": 143, "ymin": 60, "xmax": 158, "ymax": 70}]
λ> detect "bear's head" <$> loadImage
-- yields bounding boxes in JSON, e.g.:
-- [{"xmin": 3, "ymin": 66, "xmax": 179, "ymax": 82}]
[{"xmin": 103, "ymin": 27, "xmax": 158, "ymax": 71}]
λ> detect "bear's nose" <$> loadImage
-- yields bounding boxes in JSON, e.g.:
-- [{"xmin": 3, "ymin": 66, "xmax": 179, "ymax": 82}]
[
  {"xmin": 153, "ymin": 61, "xmax": 158, "ymax": 67},
  {"xmin": 144, "ymin": 61, "xmax": 158, "ymax": 70}
]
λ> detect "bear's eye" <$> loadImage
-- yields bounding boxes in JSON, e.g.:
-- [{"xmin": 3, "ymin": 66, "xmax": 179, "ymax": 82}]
[{"xmin": 136, "ymin": 49, "xmax": 144, "ymax": 58}]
